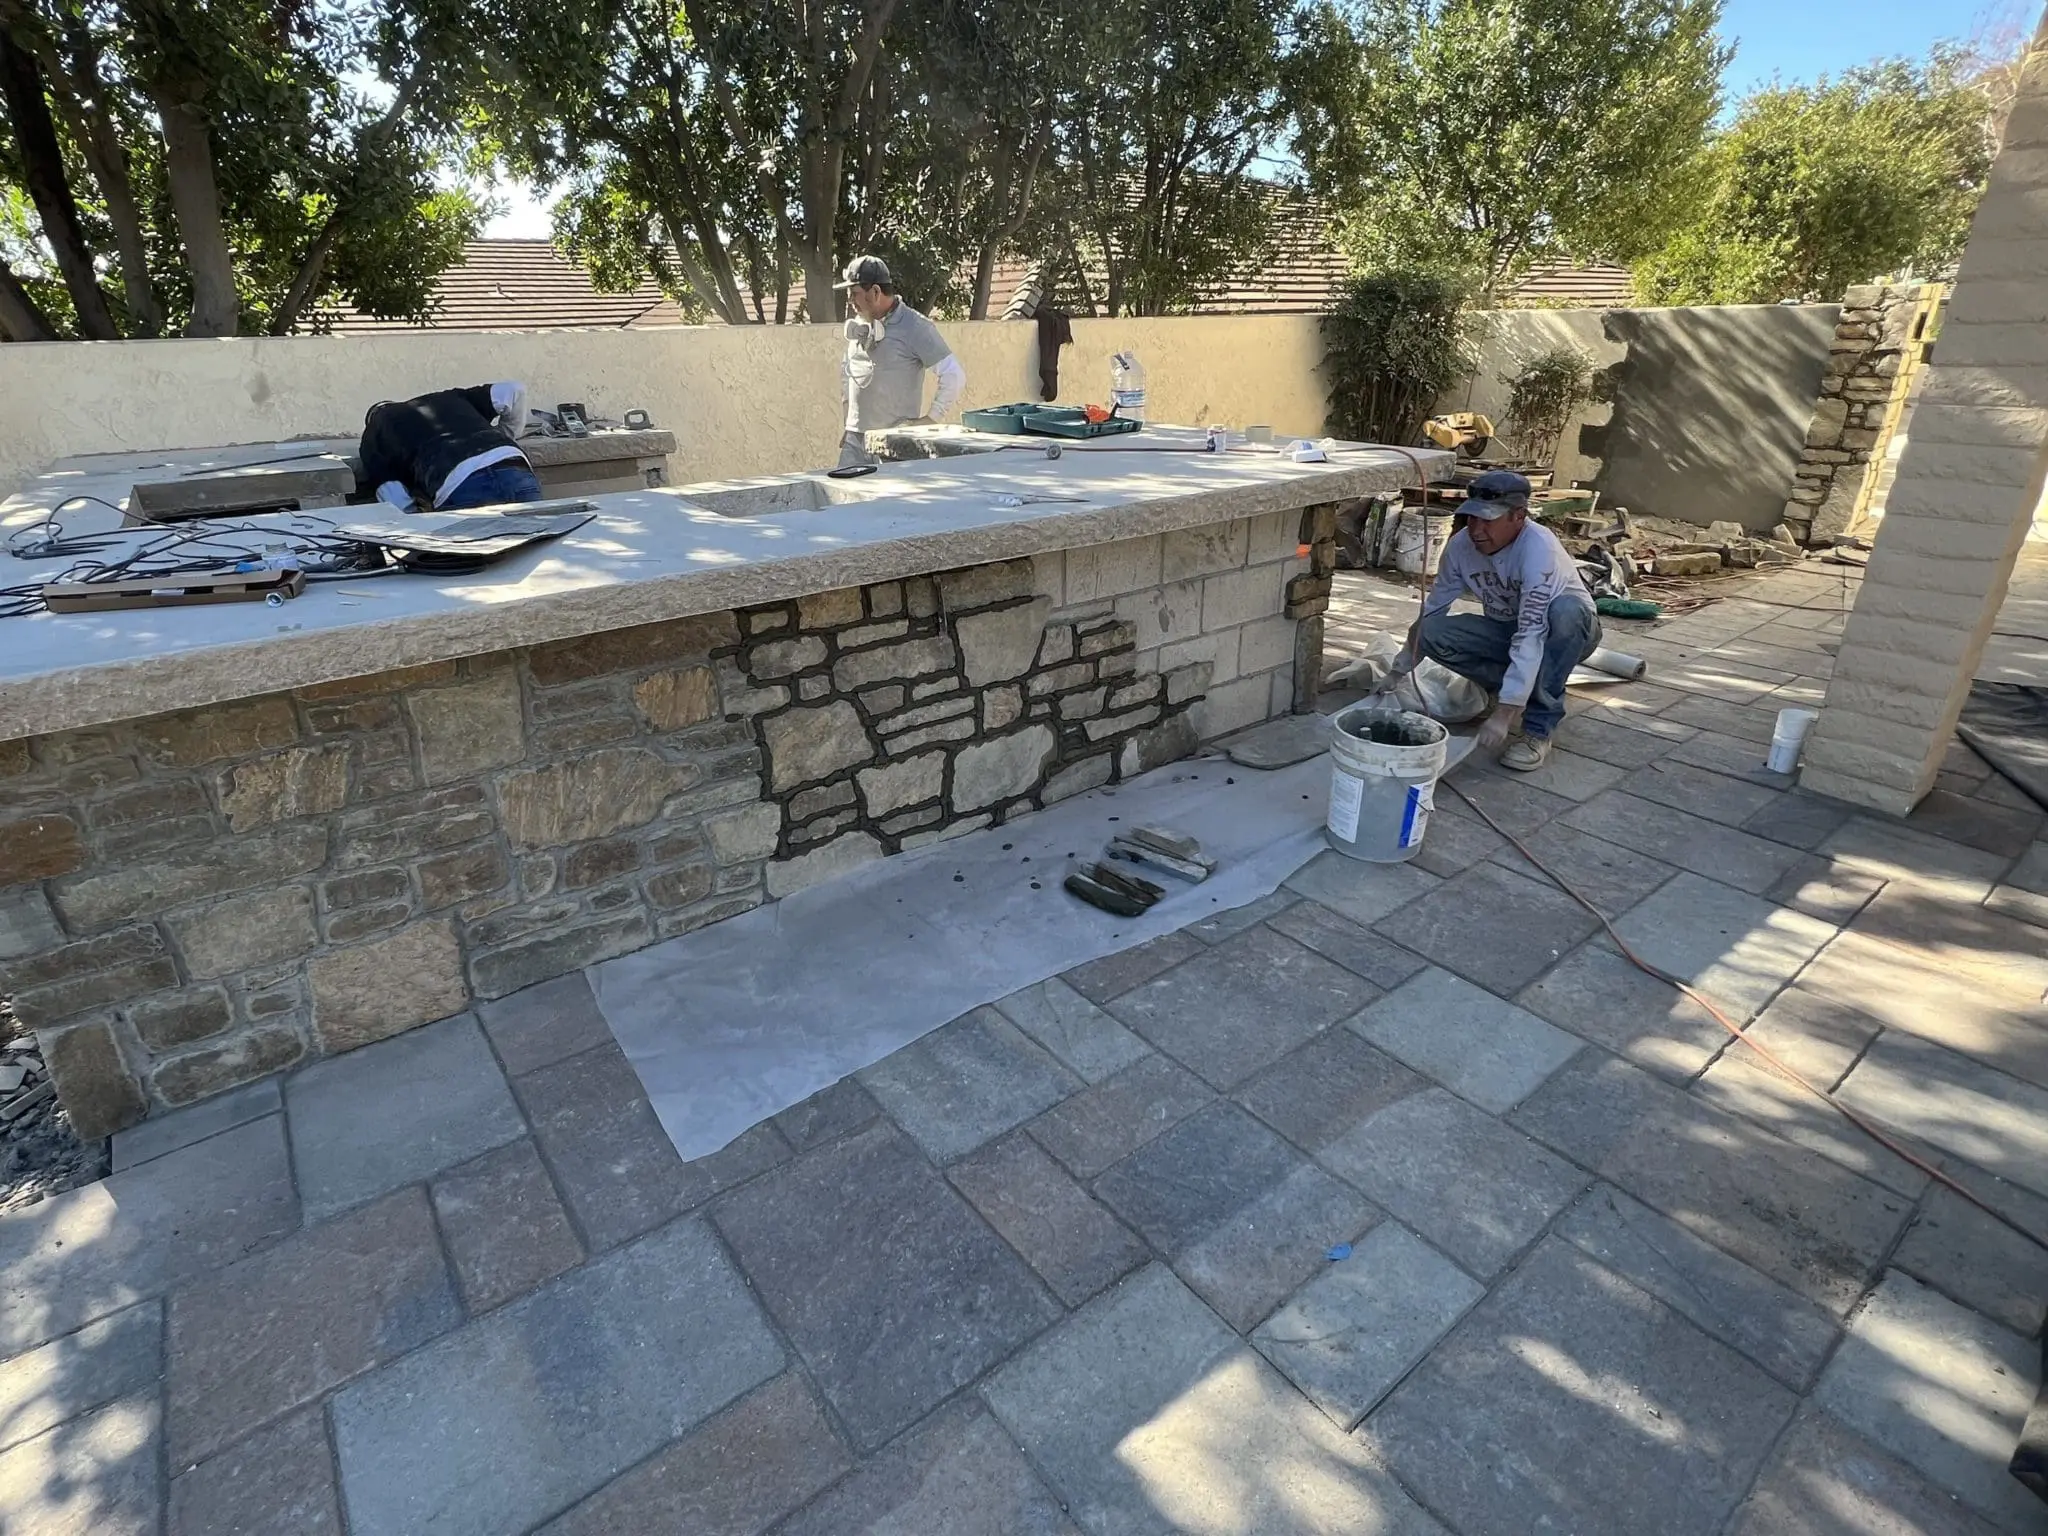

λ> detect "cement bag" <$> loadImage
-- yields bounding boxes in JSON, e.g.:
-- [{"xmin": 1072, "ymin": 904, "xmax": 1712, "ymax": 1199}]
[{"xmin": 1325, "ymin": 630, "xmax": 1491, "ymax": 724}]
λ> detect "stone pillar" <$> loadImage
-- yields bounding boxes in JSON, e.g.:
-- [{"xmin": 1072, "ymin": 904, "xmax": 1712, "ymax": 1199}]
[
  {"xmin": 1801, "ymin": 27, "xmax": 2048, "ymax": 815},
  {"xmin": 1780, "ymin": 283, "xmax": 1928, "ymax": 546}
]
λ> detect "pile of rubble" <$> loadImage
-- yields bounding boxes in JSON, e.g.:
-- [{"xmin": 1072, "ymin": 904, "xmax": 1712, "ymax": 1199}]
[
  {"xmin": 1621, "ymin": 516, "xmax": 1806, "ymax": 577},
  {"xmin": 0, "ymin": 1002, "xmax": 107, "ymax": 1212}
]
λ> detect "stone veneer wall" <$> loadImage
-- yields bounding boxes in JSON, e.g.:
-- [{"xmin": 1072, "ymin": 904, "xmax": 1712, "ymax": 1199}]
[
  {"xmin": 0, "ymin": 507, "xmax": 1336, "ymax": 1137},
  {"xmin": 1781, "ymin": 283, "xmax": 1932, "ymax": 544}
]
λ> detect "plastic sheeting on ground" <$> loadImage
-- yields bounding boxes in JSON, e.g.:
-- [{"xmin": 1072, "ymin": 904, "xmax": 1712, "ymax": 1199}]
[
  {"xmin": 1959, "ymin": 683, "xmax": 2048, "ymax": 812},
  {"xmin": 591, "ymin": 755, "xmax": 1333, "ymax": 1160}
]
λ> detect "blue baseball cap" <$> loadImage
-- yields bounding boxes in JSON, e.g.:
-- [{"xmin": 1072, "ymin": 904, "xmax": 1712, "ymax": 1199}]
[{"xmin": 1463, "ymin": 469, "xmax": 1532, "ymax": 518}]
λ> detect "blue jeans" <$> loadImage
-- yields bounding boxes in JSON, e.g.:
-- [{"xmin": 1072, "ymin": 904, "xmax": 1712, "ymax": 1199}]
[
  {"xmin": 1419, "ymin": 597, "xmax": 1601, "ymax": 739},
  {"xmin": 441, "ymin": 461, "xmax": 543, "ymax": 508}
]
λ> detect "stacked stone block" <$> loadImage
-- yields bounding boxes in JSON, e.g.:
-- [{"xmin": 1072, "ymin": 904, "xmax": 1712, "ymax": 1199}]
[
  {"xmin": 0, "ymin": 617, "xmax": 766, "ymax": 1137},
  {"xmin": 1781, "ymin": 284, "xmax": 1933, "ymax": 544},
  {"xmin": 0, "ymin": 511, "xmax": 1329, "ymax": 1136},
  {"xmin": 1803, "ymin": 32, "xmax": 2048, "ymax": 813}
]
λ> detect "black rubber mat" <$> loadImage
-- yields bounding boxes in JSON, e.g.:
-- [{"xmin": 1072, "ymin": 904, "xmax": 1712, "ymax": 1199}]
[{"xmin": 1958, "ymin": 683, "xmax": 2048, "ymax": 813}]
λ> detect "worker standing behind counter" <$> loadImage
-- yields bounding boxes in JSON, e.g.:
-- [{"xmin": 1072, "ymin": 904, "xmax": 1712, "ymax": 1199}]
[
  {"xmin": 837, "ymin": 257, "xmax": 966, "ymax": 469},
  {"xmin": 362, "ymin": 382, "xmax": 542, "ymax": 510}
]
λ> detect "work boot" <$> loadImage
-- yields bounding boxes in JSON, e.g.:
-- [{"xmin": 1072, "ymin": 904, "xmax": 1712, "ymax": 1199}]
[{"xmin": 1500, "ymin": 735, "xmax": 1552, "ymax": 772}]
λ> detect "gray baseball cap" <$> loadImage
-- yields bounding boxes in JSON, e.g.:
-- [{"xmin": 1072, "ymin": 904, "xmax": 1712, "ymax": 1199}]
[
  {"xmin": 835, "ymin": 256, "xmax": 893, "ymax": 290},
  {"xmin": 1462, "ymin": 469, "xmax": 1532, "ymax": 519}
]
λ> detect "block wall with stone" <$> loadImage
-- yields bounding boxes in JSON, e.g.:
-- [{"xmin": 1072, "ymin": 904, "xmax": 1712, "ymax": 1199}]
[
  {"xmin": 1780, "ymin": 283, "xmax": 1932, "ymax": 544},
  {"xmin": 0, "ymin": 512, "xmax": 1336, "ymax": 1137},
  {"xmin": 746, "ymin": 507, "xmax": 1338, "ymax": 898},
  {"xmin": 0, "ymin": 614, "xmax": 773, "ymax": 1139},
  {"xmin": 1803, "ymin": 31, "xmax": 2048, "ymax": 814}
]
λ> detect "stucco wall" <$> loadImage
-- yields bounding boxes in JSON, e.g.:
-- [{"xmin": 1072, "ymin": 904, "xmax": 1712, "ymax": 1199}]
[
  {"xmin": 1448, "ymin": 305, "xmax": 1839, "ymax": 532},
  {"xmin": 0, "ymin": 315, "xmax": 1336, "ymax": 498}
]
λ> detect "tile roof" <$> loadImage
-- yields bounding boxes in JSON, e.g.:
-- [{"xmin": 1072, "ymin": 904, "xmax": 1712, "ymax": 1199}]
[
  {"xmin": 311, "ymin": 235, "xmax": 1640, "ymax": 334},
  {"xmin": 318, "ymin": 241, "xmax": 691, "ymax": 333}
]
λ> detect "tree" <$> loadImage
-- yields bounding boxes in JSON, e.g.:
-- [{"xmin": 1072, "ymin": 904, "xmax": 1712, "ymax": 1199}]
[
  {"xmin": 0, "ymin": 0, "xmax": 484, "ymax": 340},
  {"xmin": 1028, "ymin": 0, "xmax": 1298, "ymax": 316},
  {"xmin": 1291, "ymin": 0, "xmax": 1727, "ymax": 297},
  {"xmin": 1632, "ymin": 51, "xmax": 1999, "ymax": 305}
]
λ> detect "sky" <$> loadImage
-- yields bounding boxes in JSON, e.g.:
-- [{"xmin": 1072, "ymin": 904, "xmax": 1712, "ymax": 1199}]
[{"xmin": 482, "ymin": 0, "xmax": 2031, "ymax": 238}]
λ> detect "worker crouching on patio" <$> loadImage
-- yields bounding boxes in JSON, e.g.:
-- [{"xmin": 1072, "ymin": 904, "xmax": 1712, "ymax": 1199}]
[{"xmin": 1382, "ymin": 469, "xmax": 1600, "ymax": 771}]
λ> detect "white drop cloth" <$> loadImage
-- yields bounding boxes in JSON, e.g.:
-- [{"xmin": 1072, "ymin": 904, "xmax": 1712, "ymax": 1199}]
[{"xmin": 591, "ymin": 755, "xmax": 1332, "ymax": 1159}]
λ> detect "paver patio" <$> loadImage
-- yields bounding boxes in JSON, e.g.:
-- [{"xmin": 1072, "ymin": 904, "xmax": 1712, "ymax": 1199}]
[{"xmin": 4, "ymin": 559, "xmax": 2047, "ymax": 1535}]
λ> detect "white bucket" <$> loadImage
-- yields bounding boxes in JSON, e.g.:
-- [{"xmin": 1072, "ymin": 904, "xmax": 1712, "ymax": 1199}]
[
  {"xmin": 1326, "ymin": 702, "xmax": 1450, "ymax": 862},
  {"xmin": 1766, "ymin": 707, "xmax": 1819, "ymax": 773},
  {"xmin": 1393, "ymin": 511, "xmax": 1453, "ymax": 575}
]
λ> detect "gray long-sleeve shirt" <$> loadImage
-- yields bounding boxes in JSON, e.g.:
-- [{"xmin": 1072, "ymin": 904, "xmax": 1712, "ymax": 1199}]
[{"xmin": 1421, "ymin": 521, "xmax": 1590, "ymax": 706}]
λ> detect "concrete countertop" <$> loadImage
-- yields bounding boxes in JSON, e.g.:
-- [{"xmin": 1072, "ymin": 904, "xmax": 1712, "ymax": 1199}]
[{"xmin": 0, "ymin": 429, "xmax": 1447, "ymax": 741}]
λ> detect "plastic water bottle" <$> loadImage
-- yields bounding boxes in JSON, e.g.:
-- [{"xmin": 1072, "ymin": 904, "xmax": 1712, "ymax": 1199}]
[{"xmin": 1111, "ymin": 352, "xmax": 1147, "ymax": 422}]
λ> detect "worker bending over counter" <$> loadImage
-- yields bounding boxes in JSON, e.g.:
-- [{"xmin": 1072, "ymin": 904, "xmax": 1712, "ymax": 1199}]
[
  {"xmin": 363, "ymin": 382, "xmax": 542, "ymax": 510},
  {"xmin": 837, "ymin": 256, "xmax": 966, "ymax": 469},
  {"xmin": 1381, "ymin": 469, "xmax": 1601, "ymax": 772}
]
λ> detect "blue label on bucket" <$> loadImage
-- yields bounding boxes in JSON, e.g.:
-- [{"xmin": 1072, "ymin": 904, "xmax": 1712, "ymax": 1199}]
[{"xmin": 1399, "ymin": 784, "xmax": 1433, "ymax": 849}]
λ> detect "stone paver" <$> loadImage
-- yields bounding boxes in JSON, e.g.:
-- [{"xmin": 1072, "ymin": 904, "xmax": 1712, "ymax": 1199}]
[
  {"xmin": 1470, "ymin": 744, "xmax": 1627, "ymax": 802},
  {"xmin": 0, "ymin": 1303, "xmax": 159, "ymax": 1455},
  {"xmin": 1281, "ymin": 849, "xmax": 1441, "ymax": 928},
  {"xmin": 1371, "ymin": 860, "xmax": 1601, "ymax": 996},
  {"xmin": 167, "ymin": 1408, "xmax": 340, "ymax": 1536},
  {"xmin": 772, "ymin": 1076, "xmax": 880, "ymax": 1150},
  {"xmin": 1515, "ymin": 939, "xmax": 1730, "ymax": 1081},
  {"xmin": 0, "ymin": 1115, "xmax": 297, "ymax": 1356},
  {"xmin": 1815, "ymin": 1269, "xmax": 2044, "ymax": 1533},
  {"xmin": 1893, "ymin": 1178, "xmax": 2048, "ymax": 1338},
  {"xmin": 1173, "ymin": 1164, "xmax": 1380, "ymax": 1333},
  {"xmin": 859, "ymin": 1007, "xmax": 1080, "ymax": 1163},
  {"xmin": 1608, "ymin": 872, "xmax": 1837, "ymax": 1018},
  {"xmin": 1442, "ymin": 770, "xmax": 1576, "ymax": 838},
  {"xmin": 165, "ymin": 1186, "xmax": 461, "ymax": 1466},
  {"xmin": 1555, "ymin": 1185, "xmax": 1839, "ymax": 1391},
  {"xmin": 1183, "ymin": 887, "xmax": 1300, "ymax": 943},
  {"xmin": 714, "ymin": 1122, "xmax": 1058, "ymax": 1450},
  {"xmin": 1265, "ymin": 899, "xmax": 1429, "ymax": 990},
  {"xmin": 1727, "ymin": 1404, "xmax": 2007, "ymax": 1536},
  {"xmin": 331, "ymin": 1218, "xmax": 783, "ymax": 1536},
  {"xmin": 1628, "ymin": 754, "xmax": 1782, "ymax": 822},
  {"xmin": 777, "ymin": 1400, "xmax": 1080, "ymax": 1536},
  {"xmin": 1554, "ymin": 710, "xmax": 1691, "ymax": 769},
  {"xmin": 1836, "ymin": 1031, "xmax": 2048, "ymax": 1201},
  {"xmin": 515, "ymin": 1043, "xmax": 788, "ymax": 1250},
  {"xmin": 1026, "ymin": 1052, "xmax": 1213, "ymax": 1179},
  {"xmin": 1486, "ymin": 820, "xmax": 1679, "ymax": 917},
  {"xmin": 1253, "ymin": 1221, "xmax": 1481, "ymax": 1428},
  {"xmin": 429, "ymin": 1139, "xmax": 585, "ymax": 1314},
  {"xmin": 1232, "ymin": 1027, "xmax": 1427, "ymax": 1153},
  {"xmin": 983, "ymin": 1265, "xmax": 1444, "ymax": 1536},
  {"xmin": 537, "ymin": 1371, "xmax": 850, "ymax": 1536},
  {"xmin": 1562, "ymin": 790, "xmax": 1804, "ymax": 894},
  {"xmin": 1319, "ymin": 1087, "xmax": 1587, "ymax": 1279},
  {"xmin": 1514, "ymin": 1052, "xmax": 1913, "ymax": 1314},
  {"xmin": 994, "ymin": 978, "xmax": 1152, "ymax": 1084},
  {"xmin": 1742, "ymin": 790, "xmax": 1853, "ymax": 850},
  {"xmin": 1766, "ymin": 851, "xmax": 1887, "ymax": 923},
  {"xmin": 0, "ymin": 1394, "xmax": 160, "ymax": 1536},
  {"xmin": 1408, "ymin": 806, "xmax": 1509, "ymax": 876},
  {"xmin": 476, "ymin": 971, "xmax": 614, "ymax": 1076},
  {"xmin": 1354, "ymin": 966, "xmax": 1581, "ymax": 1113},
  {"xmin": 1060, "ymin": 930, "xmax": 1203, "ymax": 1003},
  {"xmin": 1093, "ymin": 1101, "xmax": 1303, "ymax": 1255},
  {"xmin": 1106, "ymin": 925, "xmax": 1376, "ymax": 1089},
  {"xmin": 949, "ymin": 1133, "xmax": 1148, "ymax": 1306},
  {"xmin": 1817, "ymin": 817, "xmax": 2012, "ymax": 903},
  {"xmin": 109, "ymin": 1076, "xmax": 279, "ymax": 1171},
  {"xmin": 286, "ymin": 1013, "xmax": 524, "ymax": 1220},
  {"xmin": 1365, "ymin": 1238, "xmax": 1798, "ymax": 1536}
]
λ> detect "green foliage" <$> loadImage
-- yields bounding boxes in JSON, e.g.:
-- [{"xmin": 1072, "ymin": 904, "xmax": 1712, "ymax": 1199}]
[
  {"xmin": 1028, "ymin": 0, "xmax": 1297, "ymax": 316},
  {"xmin": 1500, "ymin": 344, "xmax": 1595, "ymax": 465},
  {"xmin": 1633, "ymin": 52, "xmax": 1997, "ymax": 304},
  {"xmin": 0, "ymin": 0, "xmax": 487, "ymax": 337},
  {"xmin": 1320, "ymin": 269, "xmax": 1474, "ymax": 444},
  {"xmin": 1291, "ymin": 0, "xmax": 1727, "ymax": 295}
]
